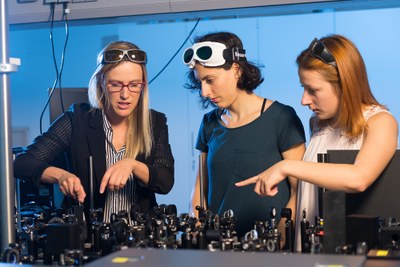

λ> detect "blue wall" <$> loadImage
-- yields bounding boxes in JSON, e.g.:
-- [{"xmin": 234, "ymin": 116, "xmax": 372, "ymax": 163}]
[{"xmin": 9, "ymin": 7, "xmax": 400, "ymax": 214}]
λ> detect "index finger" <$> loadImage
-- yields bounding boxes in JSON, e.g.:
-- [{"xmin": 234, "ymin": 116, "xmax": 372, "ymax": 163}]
[
  {"xmin": 99, "ymin": 172, "xmax": 110, "ymax": 194},
  {"xmin": 235, "ymin": 176, "xmax": 259, "ymax": 187},
  {"xmin": 74, "ymin": 181, "xmax": 86, "ymax": 203}
]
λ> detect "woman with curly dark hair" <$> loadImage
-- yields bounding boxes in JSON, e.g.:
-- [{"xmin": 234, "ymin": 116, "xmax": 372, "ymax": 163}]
[{"xmin": 183, "ymin": 31, "xmax": 305, "ymax": 240}]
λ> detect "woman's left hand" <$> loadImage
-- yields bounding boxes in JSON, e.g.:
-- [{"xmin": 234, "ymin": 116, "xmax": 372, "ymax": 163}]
[
  {"xmin": 235, "ymin": 161, "xmax": 286, "ymax": 196},
  {"xmin": 99, "ymin": 158, "xmax": 136, "ymax": 193}
]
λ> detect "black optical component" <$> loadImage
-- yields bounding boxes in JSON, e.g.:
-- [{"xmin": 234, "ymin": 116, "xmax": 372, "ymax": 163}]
[
  {"xmin": 102, "ymin": 49, "xmax": 147, "ymax": 64},
  {"xmin": 309, "ymin": 38, "xmax": 336, "ymax": 67}
]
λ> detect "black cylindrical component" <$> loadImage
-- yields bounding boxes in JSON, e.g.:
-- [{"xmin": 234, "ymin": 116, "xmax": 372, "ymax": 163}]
[
  {"xmin": 285, "ymin": 219, "xmax": 294, "ymax": 252},
  {"xmin": 181, "ymin": 232, "xmax": 192, "ymax": 249},
  {"xmin": 196, "ymin": 230, "xmax": 207, "ymax": 250}
]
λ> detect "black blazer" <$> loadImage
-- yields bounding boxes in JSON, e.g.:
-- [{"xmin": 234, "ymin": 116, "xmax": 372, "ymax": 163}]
[{"xmin": 14, "ymin": 103, "xmax": 174, "ymax": 217}]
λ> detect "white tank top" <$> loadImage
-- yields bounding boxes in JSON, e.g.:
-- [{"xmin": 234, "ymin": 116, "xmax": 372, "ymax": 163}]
[{"xmin": 294, "ymin": 105, "xmax": 390, "ymax": 252}]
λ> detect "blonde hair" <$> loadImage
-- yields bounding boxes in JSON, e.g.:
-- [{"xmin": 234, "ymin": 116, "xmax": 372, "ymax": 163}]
[
  {"xmin": 88, "ymin": 41, "xmax": 152, "ymax": 158},
  {"xmin": 297, "ymin": 34, "xmax": 381, "ymax": 138}
]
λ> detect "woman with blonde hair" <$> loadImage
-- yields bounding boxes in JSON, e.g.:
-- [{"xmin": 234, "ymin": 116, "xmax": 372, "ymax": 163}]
[{"xmin": 14, "ymin": 41, "xmax": 174, "ymax": 222}]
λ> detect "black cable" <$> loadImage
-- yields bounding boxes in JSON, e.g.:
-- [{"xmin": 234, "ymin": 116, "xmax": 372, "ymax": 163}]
[
  {"xmin": 58, "ymin": 5, "xmax": 70, "ymax": 114},
  {"xmin": 39, "ymin": 3, "xmax": 69, "ymax": 134},
  {"xmin": 149, "ymin": 18, "xmax": 200, "ymax": 84},
  {"xmin": 39, "ymin": 3, "xmax": 57, "ymax": 134}
]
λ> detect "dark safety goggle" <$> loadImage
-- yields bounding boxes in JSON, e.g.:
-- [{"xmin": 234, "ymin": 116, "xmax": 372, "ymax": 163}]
[
  {"xmin": 309, "ymin": 38, "xmax": 336, "ymax": 67},
  {"xmin": 183, "ymin": 41, "xmax": 246, "ymax": 69},
  {"xmin": 100, "ymin": 49, "xmax": 147, "ymax": 65}
]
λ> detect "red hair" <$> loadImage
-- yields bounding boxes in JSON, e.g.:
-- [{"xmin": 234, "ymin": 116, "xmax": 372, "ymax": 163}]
[{"xmin": 297, "ymin": 34, "xmax": 381, "ymax": 138}]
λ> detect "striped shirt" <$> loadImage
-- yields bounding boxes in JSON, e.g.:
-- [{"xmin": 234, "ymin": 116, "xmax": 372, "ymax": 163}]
[{"xmin": 102, "ymin": 112, "xmax": 136, "ymax": 223}]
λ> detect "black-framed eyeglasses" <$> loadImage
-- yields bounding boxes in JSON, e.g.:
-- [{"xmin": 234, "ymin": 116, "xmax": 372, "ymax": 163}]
[
  {"xmin": 107, "ymin": 81, "xmax": 145, "ymax": 93},
  {"xmin": 309, "ymin": 38, "xmax": 337, "ymax": 67},
  {"xmin": 101, "ymin": 49, "xmax": 147, "ymax": 65}
]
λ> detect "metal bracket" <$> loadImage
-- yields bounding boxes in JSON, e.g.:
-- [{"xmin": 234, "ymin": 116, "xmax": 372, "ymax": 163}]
[
  {"xmin": 0, "ymin": 58, "xmax": 20, "ymax": 73},
  {"xmin": 0, "ymin": 63, "xmax": 18, "ymax": 73}
]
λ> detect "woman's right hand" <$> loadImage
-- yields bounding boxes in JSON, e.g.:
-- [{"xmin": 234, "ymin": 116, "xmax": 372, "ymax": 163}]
[{"xmin": 58, "ymin": 172, "xmax": 86, "ymax": 203}]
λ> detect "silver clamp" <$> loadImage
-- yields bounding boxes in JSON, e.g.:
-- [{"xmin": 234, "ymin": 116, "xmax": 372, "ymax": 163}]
[{"xmin": 0, "ymin": 58, "xmax": 21, "ymax": 73}]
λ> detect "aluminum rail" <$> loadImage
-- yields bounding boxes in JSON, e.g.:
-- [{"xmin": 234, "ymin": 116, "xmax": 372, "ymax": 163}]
[{"xmin": 0, "ymin": 0, "xmax": 17, "ymax": 253}]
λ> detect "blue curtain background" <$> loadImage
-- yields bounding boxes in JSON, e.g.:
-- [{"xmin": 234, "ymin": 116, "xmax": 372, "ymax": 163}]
[{"xmin": 9, "ymin": 7, "xmax": 400, "ymax": 214}]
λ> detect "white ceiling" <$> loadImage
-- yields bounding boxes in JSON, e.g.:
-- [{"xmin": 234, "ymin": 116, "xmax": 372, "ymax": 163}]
[{"xmin": 8, "ymin": 0, "xmax": 400, "ymax": 25}]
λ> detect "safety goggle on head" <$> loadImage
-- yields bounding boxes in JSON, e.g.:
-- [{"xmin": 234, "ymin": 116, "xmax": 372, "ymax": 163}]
[
  {"xmin": 309, "ymin": 38, "xmax": 336, "ymax": 67},
  {"xmin": 183, "ymin": 41, "xmax": 247, "ymax": 69},
  {"xmin": 99, "ymin": 49, "xmax": 147, "ymax": 65}
]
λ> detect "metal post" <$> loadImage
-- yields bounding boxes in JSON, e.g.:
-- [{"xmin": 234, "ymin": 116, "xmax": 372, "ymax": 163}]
[
  {"xmin": 0, "ymin": 0, "xmax": 17, "ymax": 252},
  {"xmin": 198, "ymin": 154, "xmax": 206, "ymax": 210}
]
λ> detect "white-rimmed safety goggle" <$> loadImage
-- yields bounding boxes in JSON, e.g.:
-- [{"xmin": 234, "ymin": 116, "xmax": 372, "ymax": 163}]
[{"xmin": 183, "ymin": 41, "xmax": 246, "ymax": 69}]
